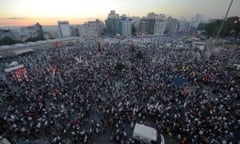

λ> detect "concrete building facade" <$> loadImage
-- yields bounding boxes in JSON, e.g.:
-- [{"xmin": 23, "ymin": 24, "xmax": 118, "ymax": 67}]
[
  {"xmin": 105, "ymin": 10, "xmax": 121, "ymax": 36},
  {"xmin": 138, "ymin": 13, "xmax": 166, "ymax": 36},
  {"xmin": 191, "ymin": 14, "xmax": 203, "ymax": 28},
  {"xmin": 21, "ymin": 23, "xmax": 44, "ymax": 40},
  {"xmin": 165, "ymin": 17, "xmax": 179, "ymax": 33},
  {"xmin": 0, "ymin": 29, "xmax": 21, "ymax": 41},
  {"xmin": 178, "ymin": 18, "xmax": 190, "ymax": 32},
  {"xmin": 154, "ymin": 18, "xmax": 166, "ymax": 35},
  {"xmin": 138, "ymin": 18, "xmax": 155, "ymax": 35},
  {"xmin": 120, "ymin": 16, "xmax": 132, "ymax": 37},
  {"xmin": 79, "ymin": 19, "xmax": 104, "ymax": 37}
]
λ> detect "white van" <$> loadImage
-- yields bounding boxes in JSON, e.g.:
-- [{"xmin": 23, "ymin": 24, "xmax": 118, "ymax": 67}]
[{"xmin": 132, "ymin": 123, "xmax": 165, "ymax": 144}]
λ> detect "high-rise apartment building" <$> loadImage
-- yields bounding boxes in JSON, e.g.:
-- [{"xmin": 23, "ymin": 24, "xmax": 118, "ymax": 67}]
[
  {"xmin": 178, "ymin": 17, "xmax": 190, "ymax": 32},
  {"xmin": 79, "ymin": 19, "xmax": 104, "ymax": 37},
  {"xmin": 154, "ymin": 18, "xmax": 166, "ymax": 35},
  {"xmin": 138, "ymin": 18, "xmax": 155, "ymax": 35},
  {"xmin": 105, "ymin": 10, "xmax": 121, "ymax": 36},
  {"xmin": 165, "ymin": 17, "xmax": 179, "ymax": 33},
  {"xmin": 120, "ymin": 16, "xmax": 132, "ymax": 37},
  {"xmin": 21, "ymin": 23, "xmax": 44, "ymax": 39},
  {"xmin": 191, "ymin": 14, "xmax": 203, "ymax": 28},
  {"xmin": 138, "ymin": 13, "xmax": 166, "ymax": 35}
]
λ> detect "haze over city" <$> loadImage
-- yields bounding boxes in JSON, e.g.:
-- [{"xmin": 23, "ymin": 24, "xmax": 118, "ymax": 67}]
[{"xmin": 0, "ymin": 0, "xmax": 240, "ymax": 26}]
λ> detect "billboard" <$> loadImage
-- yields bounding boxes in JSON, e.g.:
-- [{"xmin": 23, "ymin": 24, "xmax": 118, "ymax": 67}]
[{"xmin": 58, "ymin": 21, "xmax": 71, "ymax": 37}]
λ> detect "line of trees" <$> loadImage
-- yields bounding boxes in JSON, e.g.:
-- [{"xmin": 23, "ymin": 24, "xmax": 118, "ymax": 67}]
[
  {"xmin": 0, "ymin": 37, "xmax": 21, "ymax": 46},
  {"xmin": 0, "ymin": 36, "xmax": 45, "ymax": 46},
  {"xmin": 198, "ymin": 16, "xmax": 240, "ymax": 38}
]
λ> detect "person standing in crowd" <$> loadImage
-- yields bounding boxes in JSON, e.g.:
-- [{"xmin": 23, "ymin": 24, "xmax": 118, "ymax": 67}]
[{"xmin": 0, "ymin": 35, "xmax": 239, "ymax": 144}]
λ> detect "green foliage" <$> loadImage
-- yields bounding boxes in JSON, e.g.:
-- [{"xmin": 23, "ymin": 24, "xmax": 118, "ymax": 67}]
[
  {"xmin": 0, "ymin": 37, "xmax": 20, "ymax": 46},
  {"xmin": 197, "ymin": 23, "xmax": 207, "ymax": 30},
  {"xmin": 136, "ymin": 51, "xmax": 144, "ymax": 59},
  {"xmin": 205, "ymin": 20, "xmax": 222, "ymax": 37},
  {"xmin": 25, "ymin": 36, "xmax": 45, "ymax": 42},
  {"xmin": 0, "ymin": 35, "xmax": 45, "ymax": 46},
  {"xmin": 224, "ymin": 16, "xmax": 240, "ymax": 37},
  {"xmin": 201, "ymin": 16, "xmax": 240, "ymax": 37},
  {"xmin": 115, "ymin": 62, "xmax": 125, "ymax": 71}
]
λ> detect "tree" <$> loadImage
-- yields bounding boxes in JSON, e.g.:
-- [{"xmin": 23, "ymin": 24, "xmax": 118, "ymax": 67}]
[
  {"xmin": 25, "ymin": 36, "xmax": 45, "ymax": 42},
  {"xmin": 198, "ymin": 23, "xmax": 207, "ymax": 30},
  {"xmin": 201, "ymin": 16, "xmax": 240, "ymax": 37},
  {"xmin": 204, "ymin": 20, "xmax": 222, "ymax": 37},
  {"xmin": 0, "ymin": 37, "xmax": 18, "ymax": 46},
  {"xmin": 223, "ymin": 16, "xmax": 240, "ymax": 37}
]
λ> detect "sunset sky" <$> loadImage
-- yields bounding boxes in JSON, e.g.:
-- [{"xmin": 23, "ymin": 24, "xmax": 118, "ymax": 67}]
[{"xmin": 0, "ymin": 0, "xmax": 239, "ymax": 26}]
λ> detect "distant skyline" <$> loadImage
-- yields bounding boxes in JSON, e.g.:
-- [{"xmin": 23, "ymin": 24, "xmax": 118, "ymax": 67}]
[{"xmin": 0, "ymin": 0, "xmax": 239, "ymax": 26}]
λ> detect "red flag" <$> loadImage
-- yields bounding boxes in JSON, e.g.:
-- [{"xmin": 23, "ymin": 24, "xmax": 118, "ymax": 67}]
[
  {"xmin": 21, "ymin": 67, "xmax": 29, "ymax": 81},
  {"xmin": 204, "ymin": 74, "xmax": 210, "ymax": 83},
  {"xmin": 11, "ymin": 67, "xmax": 28, "ymax": 82},
  {"xmin": 15, "ymin": 69, "xmax": 23, "ymax": 82}
]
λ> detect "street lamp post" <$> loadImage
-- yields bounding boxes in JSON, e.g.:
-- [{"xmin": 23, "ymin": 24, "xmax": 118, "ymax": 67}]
[{"xmin": 215, "ymin": 0, "xmax": 234, "ymax": 45}]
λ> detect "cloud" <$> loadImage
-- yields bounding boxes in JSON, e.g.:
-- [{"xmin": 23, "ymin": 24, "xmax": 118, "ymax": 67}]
[
  {"xmin": 6, "ymin": 17, "xmax": 28, "ymax": 20},
  {"xmin": 0, "ymin": 17, "xmax": 32, "ymax": 26}
]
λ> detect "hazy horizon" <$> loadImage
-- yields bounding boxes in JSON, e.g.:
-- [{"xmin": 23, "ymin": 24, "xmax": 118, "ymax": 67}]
[{"xmin": 0, "ymin": 0, "xmax": 239, "ymax": 26}]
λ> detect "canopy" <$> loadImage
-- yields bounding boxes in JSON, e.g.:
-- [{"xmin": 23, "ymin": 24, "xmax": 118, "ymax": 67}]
[
  {"xmin": 4, "ymin": 64, "xmax": 24, "ymax": 73},
  {"xmin": 8, "ymin": 61, "xmax": 19, "ymax": 67}
]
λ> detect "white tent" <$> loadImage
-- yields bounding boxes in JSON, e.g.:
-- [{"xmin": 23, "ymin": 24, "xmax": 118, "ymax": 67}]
[
  {"xmin": 4, "ymin": 64, "xmax": 24, "ymax": 73},
  {"xmin": 8, "ymin": 61, "xmax": 19, "ymax": 67},
  {"xmin": 133, "ymin": 123, "xmax": 157, "ymax": 143}
]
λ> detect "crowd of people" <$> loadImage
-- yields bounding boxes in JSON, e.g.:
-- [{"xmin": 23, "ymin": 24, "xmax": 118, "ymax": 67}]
[{"xmin": 0, "ymin": 35, "xmax": 239, "ymax": 144}]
